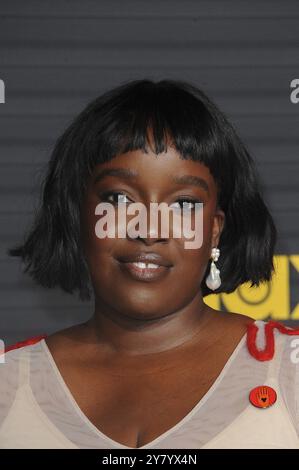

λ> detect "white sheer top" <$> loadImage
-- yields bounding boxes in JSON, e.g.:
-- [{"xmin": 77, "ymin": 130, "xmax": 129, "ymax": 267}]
[{"xmin": 0, "ymin": 320, "xmax": 299, "ymax": 449}]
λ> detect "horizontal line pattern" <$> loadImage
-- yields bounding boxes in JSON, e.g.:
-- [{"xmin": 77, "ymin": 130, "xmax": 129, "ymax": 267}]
[
  {"xmin": 1, "ymin": 117, "xmax": 299, "ymax": 142},
  {"xmin": 0, "ymin": 0, "xmax": 299, "ymax": 18},
  {"xmin": 1, "ymin": 51, "xmax": 299, "ymax": 67},
  {"xmin": 0, "ymin": 18, "xmax": 299, "ymax": 43},
  {"xmin": 0, "ymin": 0, "xmax": 299, "ymax": 340}
]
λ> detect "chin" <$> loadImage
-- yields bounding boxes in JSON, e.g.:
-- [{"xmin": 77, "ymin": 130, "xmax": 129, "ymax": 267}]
[{"xmin": 116, "ymin": 299, "xmax": 171, "ymax": 322}]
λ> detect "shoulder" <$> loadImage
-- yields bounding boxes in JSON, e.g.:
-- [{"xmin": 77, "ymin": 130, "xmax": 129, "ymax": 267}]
[
  {"xmin": 269, "ymin": 322, "xmax": 299, "ymax": 436},
  {"xmin": 0, "ymin": 334, "xmax": 46, "ymax": 433},
  {"xmin": 0, "ymin": 334, "xmax": 47, "ymax": 378},
  {"xmin": 244, "ymin": 320, "xmax": 299, "ymax": 422},
  {"xmin": 43, "ymin": 322, "xmax": 93, "ymax": 364},
  {"xmin": 205, "ymin": 308, "xmax": 256, "ymax": 338},
  {"xmin": 3, "ymin": 334, "xmax": 47, "ymax": 354}
]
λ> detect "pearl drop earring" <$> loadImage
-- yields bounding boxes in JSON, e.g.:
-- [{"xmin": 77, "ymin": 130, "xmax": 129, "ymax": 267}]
[{"xmin": 205, "ymin": 247, "xmax": 221, "ymax": 290}]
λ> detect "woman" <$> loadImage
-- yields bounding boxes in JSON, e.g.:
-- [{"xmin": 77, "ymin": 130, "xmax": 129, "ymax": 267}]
[{"xmin": 2, "ymin": 79, "xmax": 299, "ymax": 449}]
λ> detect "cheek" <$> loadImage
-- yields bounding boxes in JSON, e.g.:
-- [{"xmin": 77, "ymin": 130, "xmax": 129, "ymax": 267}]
[
  {"xmin": 81, "ymin": 196, "xmax": 116, "ymax": 251},
  {"xmin": 84, "ymin": 238, "xmax": 118, "ymax": 280},
  {"xmin": 176, "ymin": 212, "xmax": 213, "ymax": 280},
  {"xmin": 176, "ymin": 246, "xmax": 208, "ymax": 291},
  {"xmin": 81, "ymin": 211, "xmax": 119, "ymax": 285}
]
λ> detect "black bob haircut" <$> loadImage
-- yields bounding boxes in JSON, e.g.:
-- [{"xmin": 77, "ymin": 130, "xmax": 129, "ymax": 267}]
[{"xmin": 8, "ymin": 79, "xmax": 277, "ymax": 301}]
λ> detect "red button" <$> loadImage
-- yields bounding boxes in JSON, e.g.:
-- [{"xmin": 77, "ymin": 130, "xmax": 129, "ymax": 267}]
[{"xmin": 249, "ymin": 385, "xmax": 277, "ymax": 408}]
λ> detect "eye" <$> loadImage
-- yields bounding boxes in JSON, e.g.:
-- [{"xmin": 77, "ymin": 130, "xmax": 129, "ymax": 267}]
[
  {"xmin": 100, "ymin": 191, "xmax": 131, "ymax": 205},
  {"xmin": 169, "ymin": 198, "xmax": 203, "ymax": 211}
]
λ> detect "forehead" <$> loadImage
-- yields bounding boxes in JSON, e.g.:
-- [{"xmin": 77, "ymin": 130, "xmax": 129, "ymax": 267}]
[{"xmin": 90, "ymin": 146, "xmax": 217, "ymax": 194}]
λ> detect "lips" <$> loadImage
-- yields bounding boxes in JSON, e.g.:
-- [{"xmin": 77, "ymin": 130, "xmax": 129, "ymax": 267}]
[{"xmin": 117, "ymin": 252, "xmax": 173, "ymax": 282}]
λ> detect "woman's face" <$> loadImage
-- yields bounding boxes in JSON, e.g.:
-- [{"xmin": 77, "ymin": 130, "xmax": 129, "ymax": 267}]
[{"xmin": 80, "ymin": 143, "xmax": 225, "ymax": 321}]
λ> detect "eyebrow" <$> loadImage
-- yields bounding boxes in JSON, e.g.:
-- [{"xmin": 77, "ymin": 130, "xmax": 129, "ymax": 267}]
[
  {"xmin": 172, "ymin": 175, "xmax": 209, "ymax": 194},
  {"xmin": 94, "ymin": 168, "xmax": 209, "ymax": 193}
]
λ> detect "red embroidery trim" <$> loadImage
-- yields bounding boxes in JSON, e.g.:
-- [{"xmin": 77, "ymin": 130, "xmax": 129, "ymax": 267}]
[
  {"xmin": 247, "ymin": 320, "xmax": 299, "ymax": 361},
  {"xmin": 2, "ymin": 334, "xmax": 47, "ymax": 354},
  {"xmin": 3, "ymin": 322, "xmax": 299, "ymax": 362}
]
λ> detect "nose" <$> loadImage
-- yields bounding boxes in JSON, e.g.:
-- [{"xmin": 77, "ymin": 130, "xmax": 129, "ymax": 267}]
[{"xmin": 135, "ymin": 230, "xmax": 168, "ymax": 246}]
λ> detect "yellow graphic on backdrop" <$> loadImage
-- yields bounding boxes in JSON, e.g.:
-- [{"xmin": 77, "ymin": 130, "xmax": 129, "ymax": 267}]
[{"xmin": 204, "ymin": 255, "xmax": 298, "ymax": 320}]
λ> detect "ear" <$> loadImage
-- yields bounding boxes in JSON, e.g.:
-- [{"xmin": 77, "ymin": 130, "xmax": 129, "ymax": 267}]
[{"xmin": 211, "ymin": 209, "xmax": 225, "ymax": 247}]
